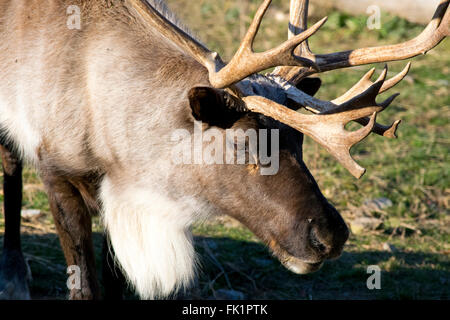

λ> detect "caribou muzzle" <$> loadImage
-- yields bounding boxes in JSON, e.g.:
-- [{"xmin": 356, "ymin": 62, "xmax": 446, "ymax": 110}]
[{"xmin": 270, "ymin": 203, "xmax": 349, "ymax": 275}]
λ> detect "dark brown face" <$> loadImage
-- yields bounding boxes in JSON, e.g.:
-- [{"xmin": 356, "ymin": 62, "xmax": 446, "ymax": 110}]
[
  {"xmin": 236, "ymin": 149, "xmax": 349, "ymax": 274},
  {"xmin": 244, "ymin": 161, "xmax": 348, "ymax": 274},
  {"xmin": 187, "ymin": 78, "xmax": 349, "ymax": 274}
]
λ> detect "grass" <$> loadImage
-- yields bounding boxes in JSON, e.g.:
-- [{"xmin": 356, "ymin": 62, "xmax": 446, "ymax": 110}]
[{"xmin": 0, "ymin": 0, "xmax": 449, "ymax": 299}]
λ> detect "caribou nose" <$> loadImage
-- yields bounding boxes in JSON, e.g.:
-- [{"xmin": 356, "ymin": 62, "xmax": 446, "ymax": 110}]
[
  {"xmin": 328, "ymin": 219, "xmax": 349, "ymax": 259},
  {"xmin": 309, "ymin": 206, "xmax": 349, "ymax": 259}
]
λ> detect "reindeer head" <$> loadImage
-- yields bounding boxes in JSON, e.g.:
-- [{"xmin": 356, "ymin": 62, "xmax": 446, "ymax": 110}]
[{"xmin": 129, "ymin": 0, "xmax": 449, "ymax": 274}]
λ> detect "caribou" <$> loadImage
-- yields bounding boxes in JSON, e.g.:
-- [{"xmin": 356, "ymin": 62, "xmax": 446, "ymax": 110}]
[{"xmin": 0, "ymin": 0, "xmax": 448, "ymax": 299}]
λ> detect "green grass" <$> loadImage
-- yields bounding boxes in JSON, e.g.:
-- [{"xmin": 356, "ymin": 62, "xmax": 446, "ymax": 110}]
[{"xmin": 0, "ymin": 0, "xmax": 448, "ymax": 299}]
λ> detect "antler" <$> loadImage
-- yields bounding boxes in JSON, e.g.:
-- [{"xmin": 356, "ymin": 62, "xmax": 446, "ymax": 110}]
[
  {"xmin": 330, "ymin": 63, "xmax": 411, "ymax": 138},
  {"xmin": 272, "ymin": 0, "xmax": 447, "ymax": 140},
  {"xmin": 243, "ymin": 96, "xmax": 380, "ymax": 179},
  {"xmin": 291, "ymin": 63, "xmax": 411, "ymax": 138},
  {"xmin": 129, "ymin": 0, "xmax": 327, "ymax": 88},
  {"xmin": 273, "ymin": 0, "xmax": 450, "ymax": 84},
  {"xmin": 129, "ymin": 0, "xmax": 448, "ymax": 178},
  {"xmin": 261, "ymin": 68, "xmax": 399, "ymax": 177}
]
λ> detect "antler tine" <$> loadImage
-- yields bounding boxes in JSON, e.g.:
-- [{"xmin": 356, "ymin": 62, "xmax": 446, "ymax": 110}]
[
  {"xmin": 272, "ymin": 0, "xmax": 449, "ymax": 85},
  {"xmin": 288, "ymin": 0, "xmax": 309, "ymax": 40},
  {"xmin": 276, "ymin": 66, "xmax": 401, "ymax": 138},
  {"xmin": 273, "ymin": 0, "xmax": 313, "ymax": 82},
  {"xmin": 282, "ymin": 67, "xmax": 393, "ymax": 115},
  {"xmin": 243, "ymin": 95, "xmax": 380, "ymax": 178},
  {"xmin": 314, "ymin": 0, "xmax": 448, "ymax": 73},
  {"xmin": 355, "ymin": 118, "xmax": 401, "ymax": 138},
  {"xmin": 380, "ymin": 62, "xmax": 411, "ymax": 94},
  {"xmin": 211, "ymin": 1, "xmax": 327, "ymax": 88},
  {"xmin": 332, "ymin": 64, "xmax": 391, "ymax": 105},
  {"xmin": 319, "ymin": 79, "xmax": 400, "ymax": 118},
  {"xmin": 240, "ymin": 0, "xmax": 272, "ymax": 51},
  {"xmin": 331, "ymin": 67, "xmax": 377, "ymax": 105},
  {"xmin": 329, "ymin": 63, "xmax": 411, "ymax": 138},
  {"xmin": 287, "ymin": 0, "xmax": 313, "ymax": 57}
]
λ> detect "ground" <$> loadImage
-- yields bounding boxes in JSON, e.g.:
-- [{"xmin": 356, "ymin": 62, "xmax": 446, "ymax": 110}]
[{"xmin": 0, "ymin": 0, "xmax": 448, "ymax": 299}]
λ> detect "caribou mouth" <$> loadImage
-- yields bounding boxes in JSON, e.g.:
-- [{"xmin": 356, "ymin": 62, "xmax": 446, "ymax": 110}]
[
  {"xmin": 280, "ymin": 255, "xmax": 324, "ymax": 274},
  {"xmin": 269, "ymin": 239, "xmax": 324, "ymax": 274}
]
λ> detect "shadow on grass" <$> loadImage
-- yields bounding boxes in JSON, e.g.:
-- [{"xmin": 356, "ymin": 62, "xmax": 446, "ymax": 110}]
[
  {"xmin": 9, "ymin": 233, "xmax": 449, "ymax": 300},
  {"xmin": 191, "ymin": 236, "xmax": 449, "ymax": 300}
]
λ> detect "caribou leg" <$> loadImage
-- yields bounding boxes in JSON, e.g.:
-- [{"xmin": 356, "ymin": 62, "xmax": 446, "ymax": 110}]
[
  {"xmin": 41, "ymin": 171, "xmax": 100, "ymax": 300},
  {"xmin": 0, "ymin": 144, "xmax": 31, "ymax": 300}
]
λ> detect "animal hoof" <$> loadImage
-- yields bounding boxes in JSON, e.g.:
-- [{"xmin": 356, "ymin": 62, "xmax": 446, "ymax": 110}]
[
  {"xmin": 0, "ymin": 280, "xmax": 30, "ymax": 300},
  {"xmin": 0, "ymin": 250, "xmax": 31, "ymax": 300}
]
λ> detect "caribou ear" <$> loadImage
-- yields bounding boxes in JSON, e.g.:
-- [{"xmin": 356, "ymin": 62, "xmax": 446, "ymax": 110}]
[
  {"xmin": 188, "ymin": 87, "xmax": 248, "ymax": 128},
  {"xmin": 296, "ymin": 77, "xmax": 322, "ymax": 97}
]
